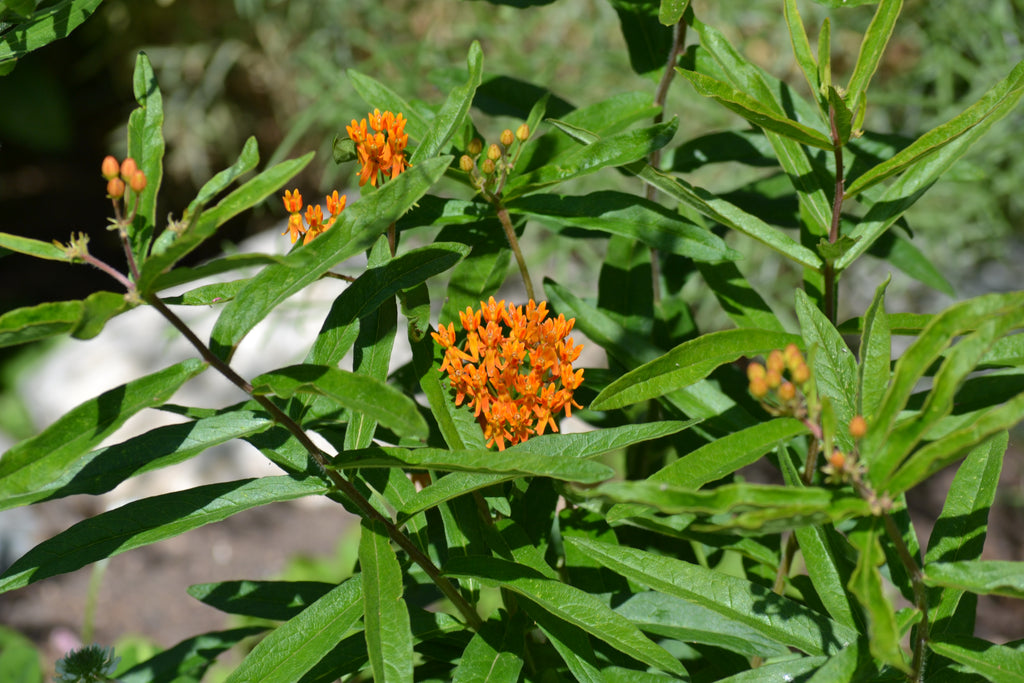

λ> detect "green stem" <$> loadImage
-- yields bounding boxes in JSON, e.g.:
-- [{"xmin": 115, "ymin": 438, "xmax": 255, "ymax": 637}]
[
  {"xmin": 494, "ymin": 201, "xmax": 535, "ymax": 301},
  {"xmin": 824, "ymin": 104, "xmax": 845, "ymax": 325},
  {"xmin": 881, "ymin": 510, "xmax": 929, "ymax": 682}
]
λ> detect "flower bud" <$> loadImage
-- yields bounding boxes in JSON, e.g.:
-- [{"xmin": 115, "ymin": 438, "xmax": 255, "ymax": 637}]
[
  {"xmin": 791, "ymin": 361, "xmax": 810, "ymax": 385},
  {"xmin": 107, "ymin": 177, "xmax": 126, "ymax": 199},
  {"xmin": 830, "ymin": 449, "xmax": 846, "ymax": 469},
  {"xmin": 849, "ymin": 415, "xmax": 867, "ymax": 439},
  {"xmin": 487, "ymin": 143, "xmax": 502, "ymax": 162},
  {"xmin": 459, "ymin": 155, "xmax": 475, "ymax": 172},
  {"xmin": 467, "ymin": 138, "xmax": 483, "ymax": 156},
  {"xmin": 101, "ymin": 155, "xmax": 120, "ymax": 180},
  {"xmin": 480, "ymin": 158, "xmax": 496, "ymax": 175},
  {"xmin": 746, "ymin": 362, "xmax": 766, "ymax": 382},
  {"xmin": 129, "ymin": 170, "xmax": 147, "ymax": 193},
  {"xmin": 516, "ymin": 123, "xmax": 530, "ymax": 141},
  {"xmin": 765, "ymin": 368, "xmax": 782, "ymax": 389},
  {"xmin": 766, "ymin": 349, "xmax": 785, "ymax": 374},
  {"xmin": 783, "ymin": 343, "xmax": 803, "ymax": 370},
  {"xmin": 777, "ymin": 381, "xmax": 796, "ymax": 401},
  {"xmin": 749, "ymin": 377, "xmax": 769, "ymax": 399},
  {"xmin": 500, "ymin": 128, "xmax": 514, "ymax": 146},
  {"xmin": 120, "ymin": 157, "xmax": 138, "ymax": 181}
]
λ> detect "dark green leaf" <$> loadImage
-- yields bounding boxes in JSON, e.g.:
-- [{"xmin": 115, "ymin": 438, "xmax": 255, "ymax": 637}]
[
  {"xmin": 450, "ymin": 615, "xmax": 525, "ymax": 683},
  {"xmin": 0, "ymin": 291, "xmax": 130, "ymax": 348},
  {"xmin": 609, "ymin": 0, "xmax": 674, "ymax": 75},
  {"xmin": 0, "ymin": 0, "xmax": 103, "ymax": 65},
  {"xmin": 187, "ymin": 580, "xmax": 334, "ymax": 620},
  {"xmin": 119, "ymin": 628, "xmax": 266, "ymax": 683},
  {"xmin": 697, "ymin": 261, "xmax": 786, "ymax": 332},
  {"xmin": 848, "ymin": 519, "xmax": 909, "ymax": 672}
]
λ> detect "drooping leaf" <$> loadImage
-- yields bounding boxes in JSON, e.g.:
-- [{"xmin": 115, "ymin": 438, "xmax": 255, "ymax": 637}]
[
  {"xmin": 0, "ymin": 291, "xmax": 130, "ymax": 348},
  {"xmin": 848, "ymin": 519, "xmax": 909, "ymax": 672}
]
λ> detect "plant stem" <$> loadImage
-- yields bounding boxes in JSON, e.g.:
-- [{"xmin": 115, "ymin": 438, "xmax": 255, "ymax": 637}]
[
  {"xmin": 881, "ymin": 510, "xmax": 929, "ymax": 682},
  {"xmin": 824, "ymin": 104, "xmax": 845, "ymax": 326},
  {"xmin": 494, "ymin": 201, "xmax": 535, "ymax": 301}
]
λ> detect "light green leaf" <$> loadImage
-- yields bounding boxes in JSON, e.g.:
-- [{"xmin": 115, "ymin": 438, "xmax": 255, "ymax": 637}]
[
  {"xmin": 224, "ymin": 577, "xmax": 363, "ymax": 683},
  {"xmin": 566, "ymin": 537, "xmax": 856, "ymax": 655},
  {"xmin": 361, "ymin": 519, "xmax": 413, "ymax": 683},
  {"xmin": 658, "ymin": 0, "xmax": 688, "ymax": 25},
  {"xmin": 0, "ymin": 231, "xmax": 67, "ymax": 261},
  {"xmin": 591, "ymin": 328, "xmax": 802, "ymax": 411},
  {"xmin": 848, "ymin": 519, "xmax": 909, "ymax": 672},
  {"xmin": 445, "ymin": 556, "xmax": 684, "ymax": 675},
  {"xmin": 251, "ymin": 364, "xmax": 428, "ymax": 440},
  {"xmin": 120, "ymin": 627, "xmax": 267, "ymax": 683},
  {"xmin": 924, "ymin": 560, "xmax": 1024, "ymax": 600},
  {"xmin": 0, "ymin": 0, "xmax": 103, "ymax": 65},
  {"xmin": 857, "ymin": 277, "xmax": 891, "ymax": 419},
  {"xmin": 0, "ymin": 291, "xmax": 130, "ymax": 348},
  {"xmin": 846, "ymin": 0, "xmax": 902, "ymax": 110},
  {"xmin": 784, "ymin": 0, "xmax": 820, "ymax": 104},
  {"xmin": 0, "ymin": 359, "xmax": 206, "ymax": 510},
  {"xmin": 126, "ymin": 51, "xmax": 164, "ymax": 264},
  {"xmin": 412, "ymin": 41, "xmax": 482, "ymax": 163},
  {"xmin": 929, "ymin": 636, "xmax": 1024, "ymax": 683},
  {"xmin": 0, "ymin": 625, "xmax": 41, "ymax": 683},
  {"xmin": 0, "ymin": 476, "xmax": 329, "ymax": 593},
  {"xmin": 451, "ymin": 615, "xmax": 525, "ymax": 683},
  {"xmin": 208, "ymin": 155, "xmax": 449, "ymax": 359}
]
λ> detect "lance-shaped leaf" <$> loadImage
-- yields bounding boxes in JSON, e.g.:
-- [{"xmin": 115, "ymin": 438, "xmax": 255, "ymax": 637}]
[
  {"xmin": 848, "ymin": 519, "xmax": 909, "ymax": 673},
  {"xmin": 126, "ymin": 51, "xmax": 165, "ymax": 264},
  {"xmin": 858, "ymin": 277, "xmax": 892, "ymax": 418},
  {"xmin": 924, "ymin": 560, "xmax": 1024, "ymax": 600},
  {"xmin": 0, "ymin": 359, "xmax": 206, "ymax": 510},
  {"xmin": 697, "ymin": 261, "xmax": 786, "ymax": 332},
  {"xmin": 846, "ymin": 59, "xmax": 1024, "ymax": 199},
  {"xmin": 0, "ymin": 476, "xmax": 329, "ymax": 593},
  {"xmin": 360, "ymin": 519, "xmax": 413, "ymax": 683},
  {"xmin": 0, "ymin": 291, "xmax": 130, "ymax": 348},
  {"xmin": 784, "ymin": 0, "xmax": 820, "ymax": 103},
  {"xmin": 444, "ymin": 556, "xmax": 684, "ymax": 675},
  {"xmin": 348, "ymin": 69, "xmax": 430, "ymax": 141},
  {"xmin": 507, "ymin": 191, "xmax": 739, "ymax": 262},
  {"xmin": 398, "ymin": 421, "xmax": 694, "ymax": 521},
  {"xmin": 566, "ymin": 537, "xmax": 856, "ymax": 655},
  {"xmin": 209, "ymin": 155, "xmax": 450, "ymax": 360},
  {"xmin": 677, "ymin": 69, "xmax": 833, "ymax": 149},
  {"xmin": 119, "ymin": 627, "xmax": 267, "ymax": 683},
  {"xmin": 251, "ymin": 364, "xmax": 428, "ymax": 440},
  {"xmin": 0, "ymin": 0, "xmax": 103, "ymax": 68},
  {"xmin": 928, "ymin": 636, "xmax": 1024, "ymax": 683},
  {"xmin": 187, "ymin": 579, "xmax": 335, "ymax": 621},
  {"xmin": 451, "ymin": 614, "xmax": 525, "ymax": 683},
  {"xmin": 411, "ymin": 41, "xmax": 482, "ymax": 163},
  {"xmin": 224, "ymin": 576, "xmax": 363, "ymax": 683},
  {"xmin": 845, "ymin": 0, "xmax": 902, "ymax": 113},
  {"xmin": 591, "ymin": 328, "xmax": 802, "ymax": 411},
  {"xmin": 0, "ymin": 231, "xmax": 67, "ymax": 261}
]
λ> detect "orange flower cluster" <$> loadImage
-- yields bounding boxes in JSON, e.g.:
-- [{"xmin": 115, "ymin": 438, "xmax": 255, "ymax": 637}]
[
  {"xmin": 432, "ymin": 297, "xmax": 585, "ymax": 450},
  {"xmin": 346, "ymin": 109, "xmax": 410, "ymax": 187},
  {"xmin": 281, "ymin": 189, "xmax": 346, "ymax": 245}
]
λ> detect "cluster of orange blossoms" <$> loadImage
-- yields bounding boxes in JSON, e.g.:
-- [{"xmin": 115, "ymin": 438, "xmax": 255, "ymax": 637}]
[
  {"xmin": 432, "ymin": 298, "xmax": 585, "ymax": 451},
  {"xmin": 346, "ymin": 109, "xmax": 410, "ymax": 187},
  {"xmin": 281, "ymin": 189, "xmax": 346, "ymax": 245},
  {"xmin": 746, "ymin": 343, "xmax": 811, "ymax": 408},
  {"xmin": 101, "ymin": 155, "xmax": 147, "ymax": 199}
]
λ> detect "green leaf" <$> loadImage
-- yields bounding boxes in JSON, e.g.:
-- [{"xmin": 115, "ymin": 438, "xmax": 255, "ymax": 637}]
[
  {"xmin": 846, "ymin": 60, "xmax": 1024, "ymax": 199},
  {"xmin": 848, "ymin": 519, "xmax": 909, "ymax": 672},
  {"xmin": 0, "ymin": 476, "xmax": 328, "ymax": 592},
  {"xmin": 697, "ymin": 261, "xmax": 786, "ymax": 332},
  {"xmin": 398, "ymin": 421, "xmax": 693, "ymax": 520},
  {"xmin": 566, "ymin": 537, "xmax": 856, "ymax": 655},
  {"xmin": 0, "ymin": 231, "xmax": 67, "ymax": 261},
  {"xmin": 677, "ymin": 69, "xmax": 832, "ymax": 150},
  {"xmin": 508, "ymin": 191, "xmax": 739, "ymax": 262},
  {"xmin": 609, "ymin": 0, "xmax": 674, "ymax": 76},
  {"xmin": 0, "ymin": 291, "xmax": 130, "ymax": 348},
  {"xmin": 360, "ymin": 519, "xmax": 413, "ymax": 683},
  {"xmin": 444, "ymin": 556, "xmax": 684, "ymax": 675},
  {"xmin": 437, "ymin": 222, "xmax": 510, "ymax": 326},
  {"xmin": 127, "ymin": 51, "xmax": 164, "ymax": 264},
  {"xmin": 1, "ymin": 407, "xmax": 272, "ymax": 509},
  {"xmin": 845, "ymin": 0, "xmax": 902, "ymax": 114},
  {"xmin": 924, "ymin": 560, "xmax": 1024, "ymax": 600},
  {"xmin": 347, "ymin": 69, "xmax": 429, "ymax": 141},
  {"xmin": 866, "ymin": 230, "xmax": 955, "ymax": 297},
  {"xmin": 451, "ymin": 615, "xmax": 525, "ymax": 683},
  {"xmin": 0, "ymin": 625, "xmax": 41, "ymax": 683},
  {"xmin": 411, "ymin": 41, "xmax": 482, "ymax": 163},
  {"xmin": 784, "ymin": 0, "xmax": 820, "ymax": 104},
  {"xmin": 119, "ymin": 627, "xmax": 266, "ymax": 683},
  {"xmin": 224, "ymin": 577, "xmax": 363, "ymax": 683},
  {"xmin": 504, "ymin": 119, "xmax": 678, "ymax": 198},
  {"xmin": 250, "ymin": 364, "xmax": 428, "ymax": 440},
  {"xmin": 658, "ymin": 0, "xmax": 688, "ymax": 25},
  {"xmin": 187, "ymin": 580, "xmax": 334, "ymax": 620},
  {"xmin": 929, "ymin": 636, "xmax": 1024, "ymax": 683},
  {"xmin": 0, "ymin": 359, "xmax": 206, "ymax": 510},
  {"xmin": 0, "ymin": 0, "xmax": 103, "ymax": 65},
  {"xmin": 591, "ymin": 328, "xmax": 802, "ymax": 410},
  {"xmin": 208, "ymin": 155, "xmax": 450, "ymax": 359}
]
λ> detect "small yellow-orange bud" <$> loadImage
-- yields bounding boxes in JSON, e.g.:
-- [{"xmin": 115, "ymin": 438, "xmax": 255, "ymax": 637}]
[
  {"xmin": 830, "ymin": 449, "xmax": 846, "ymax": 469},
  {"xmin": 107, "ymin": 177, "xmax": 126, "ymax": 199},
  {"xmin": 101, "ymin": 155, "xmax": 120, "ymax": 180},
  {"xmin": 487, "ymin": 143, "xmax": 502, "ymax": 162},
  {"xmin": 467, "ymin": 138, "xmax": 483, "ymax": 156},
  {"xmin": 784, "ymin": 343, "xmax": 803, "ymax": 369},
  {"xmin": 778, "ymin": 381, "xmax": 796, "ymax": 401},
  {"xmin": 516, "ymin": 123, "xmax": 530, "ymax": 141},
  {"xmin": 849, "ymin": 415, "xmax": 867, "ymax": 439},
  {"xmin": 120, "ymin": 157, "xmax": 138, "ymax": 181},
  {"xmin": 500, "ymin": 128, "xmax": 514, "ymax": 146},
  {"xmin": 765, "ymin": 368, "xmax": 783, "ymax": 389},
  {"xmin": 749, "ymin": 377, "xmax": 769, "ymax": 398},
  {"xmin": 129, "ymin": 170, "xmax": 147, "ymax": 193},
  {"xmin": 746, "ymin": 362, "xmax": 766, "ymax": 382},
  {"xmin": 459, "ymin": 155, "xmax": 475, "ymax": 172},
  {"xmin": 767, "ymin": 349, "xmax": 785, "ymax": 374},
  {"xmin": 791, "ymin": 362, "xmax": 810, "ymax": 385},
  {"xmin": 480, "ymin": 158, "xmax": 496, "ymax": 175}
]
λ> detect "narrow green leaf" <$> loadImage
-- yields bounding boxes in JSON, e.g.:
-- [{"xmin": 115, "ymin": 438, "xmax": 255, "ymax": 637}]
[
  {"xmin": 0, "ymin": 359, "xmax": 206, "ymax": 510},
  {"xmin": 0, "ymin": 476, "xmax": 328, "ymax": 592},
  {"xmin": 591, "ymin": 328, "xmax": 802, "ymax": 411},
  {"xmin": 451, "ymin": 615, "xmax": 525, "ymax": 683},
  {"xmin": 0, "ymin": 231, "xmax": 67, "ymax": 261},
  {"xmin": 677, "ymin": 69, "xmax": 833, "ymax": 149},
  {"xmin": 712, "ymin": 657, "xmax": 828, "ymax": 682},
  {"xmin": 360, "ymin": 519, "xmax": 413, "ymax": 683},
  {"xmin": 522, "ymin": 599, "xmax": 603, "ymax": 683},
  {"xmin": 566, "ymin": 537, "xmax": 856, "ymax": 655},
  {"xmin": 848, "ymin": 520, "xmax": 909, "ymax": 672},
  {"xmin": 802, "ymin": 641, "xmax": 872, "ymax": 683},
  {"xmin": 697, "ymin": 261, "xmax": 786, "ymax": 332},
  {"xmin": 127, "ymin": 51, "xmax": 164, "ymax": 263},
  {"xmin": 866, "ymin": 230, "xmax": 955, "ymax": 297},
  {"xmin": 445, "ymin": 556, "xmax": 684, "ymax": 675},
  {"xmin": 209, "ymin": 155, "xmax": 450, "ymax": 359},
  {"xmin": 924, "ymin": 560, "xmax": 1024, "ymax": 600},
  {"xmin": 826, "ymin": 86, "xmax": 852, "ymax": 145},
  {"xmin": 347, "ymin": 69, "xmax": 429, "ymax": 140},
  {"xmin": 251, "ymin": 364, "xmax": 428, "ymax": 440},
  {"xmin": 846, "ymin": 59, "xmax": 1024, "ymax": 199},
  {"xmin": 410, "ymin": 329, "xmax": 486, "ymax": 451},
  {"xmin": 929, "ymin": 636, "xmax": 1024, "ymax": 682},
  {"xmin": 846, "ymin": 0, "xmax": 902, "ymax": 114},
  {"xmin": 784, "ymin": 0, "xmax": 820, "ymax": 103},
  {"xmin": 119, "ymin": 627, "xmax": 267, "ymax": 683},
  {"xmin": 187, "ymin": 580, "xmax": 334, "ymax": 620},
  {"xmin": 0, "ymin": 625, "xmax": 41, "ymax": 683},
  {"xmin": 508, "ymin": 191, "xmax": 739, "ymax": 262},
  {"xmin": 658, "ymin": 0, "xmax": 688, "ymax": 25},
  {"xmin": 411, "ymin": 40, "xmax": 482, "ymax": 163},
  {"xmin": 0, "ymin": 0, "xmax": 103, "ymax": 64},
  {"xmin": 224, "ymin": 577, "xmax": 363, "ymax": 683},
  {"xmin": 437, "ymin": 222, "xmax": 510, "ymax": 327},
  {"xmin": 0, "ymin": 291, "xmax": 130, "ymax": 348}
]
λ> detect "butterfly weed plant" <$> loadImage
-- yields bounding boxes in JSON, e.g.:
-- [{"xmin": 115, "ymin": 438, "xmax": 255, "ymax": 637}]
[{"xmin": 1, "ymin": 0, "xmax": 1024, "ymax": 681}]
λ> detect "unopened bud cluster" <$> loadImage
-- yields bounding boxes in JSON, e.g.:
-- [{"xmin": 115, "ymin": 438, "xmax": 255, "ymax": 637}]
[
  {"xmin": 460, "ymin": 123, "xmax": 530, "ymax": 196},
  {"xmin": 101, "ymin": 155, "xmax": 149, "ymax": 228},
  {"xmin": 823, "ymin": 415, "xmax": 870, "ymax": 486},
  {"xmin": 746, "ymin": 344, "xmax": 810, "ymax": 417}
]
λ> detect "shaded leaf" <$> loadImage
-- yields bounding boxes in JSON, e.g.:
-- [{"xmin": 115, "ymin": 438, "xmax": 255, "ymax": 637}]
[
  {"xmin": 120, "ymin": 628, "xmax": 267, "ymax": 683},
  {"xmin": 187, "ymin": 580, "xmax": 335, "ymax": 621},
  {"xmin": 929, "ymin": 636, "xmax": 1024, "ymax": 683}
]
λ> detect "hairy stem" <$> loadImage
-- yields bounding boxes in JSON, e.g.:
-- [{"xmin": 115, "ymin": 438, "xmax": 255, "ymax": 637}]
[{"xmin": 494, "ymin": 201, "xmax": 535, "ymax": 301}]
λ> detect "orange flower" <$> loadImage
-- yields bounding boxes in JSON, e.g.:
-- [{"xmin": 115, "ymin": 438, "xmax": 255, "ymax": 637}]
[
  {"xmin": 280, "ymin": 189, "xmax": 346, "ymax": 244},
  {"xmin": 432, "ymin": 297, "xmax": 584, "ymax": 450},
  {"xmin": 345, "ymin": 109, "xmax": 410, "ymax": 187}
]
